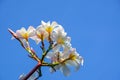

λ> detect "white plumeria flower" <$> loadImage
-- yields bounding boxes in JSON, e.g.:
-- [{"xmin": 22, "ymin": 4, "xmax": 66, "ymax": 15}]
[
  {"xmin": 46, "ymin": 48, "xmax": 83, "ymax": 76},
  {"xmin": 31, "ymin": 21, "xmax": 59, "ymax": 44},
  {"xmin": 16, "ymin": 26, "xmax": 36, "ymax": 41},
  {"xmin": 46, "ymin": 49, "xmax": 70, "ymax": 76},
  {"xmin": 31, "ymin": 25, "xmax": 48, "ymax": 44},
  {"xmin": 66, "ymin": 48, "xmax": 84, "ymax": 71},
  {"xmin": 8, "ymin": 28, "xmax": 32, "ymax": 50},
  {"xmin": 52, "ymin": 25, "xmax": 71, "ymax": 51},
  {"xmin": 47, "ymin": 51, "xmax": 71, "ymax": 76},
  {"xmin": 59, "ymin": 49, "xmax": 82, "ymax": 76},
  {"xmin": 41, "ymin": 21, "xmax": 58, "ymax": 34}
]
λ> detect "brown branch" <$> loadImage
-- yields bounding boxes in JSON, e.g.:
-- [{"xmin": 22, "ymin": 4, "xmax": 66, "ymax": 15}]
[{"xmin": 22, "ymin": 62, "xmax": 41, "ymax": 80}]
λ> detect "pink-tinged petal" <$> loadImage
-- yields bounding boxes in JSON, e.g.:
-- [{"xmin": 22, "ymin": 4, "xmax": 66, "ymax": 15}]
[
  {"xmin": 27, "ymin": 26, "xmax": 35, "ymax": 32},
  {"xmin": 35, "ymin": 39, "xmax": 41, "ymax": 44},
  {"xmin": 16, "ymin": 30, "xmax": 23, "ymax": 38},
  {"xmin": 36, "ymin": 26, "xmax": 49, "ymax": 40},
  {"xmin": 51, "ymin": 21, "xmax": 58, "ymax": 27},
  {"xmin": 29, "ymin": 32, "xmax": 36, "ymax": 38},
  {"xmin": 36, "ymin": 26, "xmax": 46, "ymax": 33},
  {"xmin": 28, "ymin": 26, "xmax": 36, "ymax": 37},
  {"xmin": 27, "ymin": 26, "xmax": 36, "ymax": 36},
  {"xmin": 30, "ymin": 36, "xmax": 41, "ymax": 44},
  {"xmin": 15, "ymin": 27, "xmax": 27, "ymax": 38},
  {"xmin": 61, "ymin": 65, "xmax": 70, "ymax": 76},
  {"xmin": 19, "ymin": 27, "xmax": 26, "ymax": 34},
  {"xmin": 46, "ymin": 51, "xmax": 61, "ymax": 62}
]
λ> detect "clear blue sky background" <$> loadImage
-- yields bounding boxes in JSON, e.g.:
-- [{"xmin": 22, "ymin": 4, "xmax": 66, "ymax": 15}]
[{"xmin": 0, "ymin": 0, "xmax": 120, "ymax": 80}]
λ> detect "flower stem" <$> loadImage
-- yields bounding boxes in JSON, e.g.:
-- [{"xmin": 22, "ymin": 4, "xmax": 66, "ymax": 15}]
[
  {"xmin": 41, "ymin": 43, "xmax": 52, "ymax": 62},
  {"xmin": 23, "ymin": 62, "xmax": 41, "ymax": 80}
]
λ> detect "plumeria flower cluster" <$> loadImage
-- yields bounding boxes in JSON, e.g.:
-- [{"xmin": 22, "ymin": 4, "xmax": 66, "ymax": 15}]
[{"xmin": 8, "ymin": 21, "xmax": 83, "ymax": 80}]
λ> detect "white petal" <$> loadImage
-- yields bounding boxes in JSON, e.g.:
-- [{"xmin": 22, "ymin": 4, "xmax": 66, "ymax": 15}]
[
  {"xmin": 51, "ymin": 32, "xmax": 57, "ymax": 41},
  {"xmin": 80, "ymin": 57, "xmax": 84, "ymax": 66},
  {"xmin": 55, "ymin": 64, "xmax": 61, "ymax": 70},
  {"xmin": 46, "ymin": 52, "xmax": 54, "ymax": 59},
  {"xmin": 16, "ymin": 30, "xmax": 23, "ymax": 38},
  {"xmin": 66, "ymin": 37, "xmax": 71, "ymax": 43},
  {"xmin": 54, "ymin": 25, "xmax": 64, "ymax": 33},
  {"xmin": 49, "ymin": 67, "xmax": 55, "ymax": 73},
  {"xmin": 61, "ymin": 65, "xmax": 70, "ymax": 76},
  {"xmin": 46, "ymin": 21, "xmax": 50, "ymax": 26},
  {"xmin": 41, "ymin": 21, "xmax": 46, "ymax": 25},
  {"xmin": 27, "ymin": 26, "xmax": 36, "ymax": 37},
  {"xmin": 52, "ymin": 44, "xmax": 61, "ymax": 52},
  {"xmin": 27, "ymin": 26, "xmax": 35, "ymax": 32},
  {"xmin": 51, "ymin": 21, "xmax": 58, "ymax": 27},
  {"xmin": 29, "ymin": 32, "xmax": 36, "ymax": 38},
  {"xmin": 36, "ymin": 26, "xmax": 47, "ymax": 34},
  {"xmin": 67, "ymin": 60, "xmax": 80, "ymax": 71},
  {"xmin": 64, "ymin": 42, "xmax": 72, "ymax": 50},
  {"xmin": 20, "ymin": 27, "xmax": 26, "ymax": 33},
  {"xmin": 31, "ymin": 36, "xmax": 41, "ymax": 44},
  {"xmin": 21, "ymin": 39, "xmax": 30, "ymax": 49},
  {"xmin": 49, "ymin": 64, "xmax": 61, "ymax": 73},
  {"xmin": 76, "ymin": 56, "xmax": 84, "ymax": 66}
]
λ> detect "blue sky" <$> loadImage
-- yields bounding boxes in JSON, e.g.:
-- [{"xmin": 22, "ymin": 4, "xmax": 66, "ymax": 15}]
[{"xmin": 0, "ymin": 0, "xmax": 120, "ymax": 80}]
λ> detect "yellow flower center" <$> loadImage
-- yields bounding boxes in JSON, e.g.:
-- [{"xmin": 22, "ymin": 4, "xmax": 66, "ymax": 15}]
[
  {"xmin": 69, "ymin": 53, "xmax": 76, "ymax": 60},
  {"xmin": 57, "ymin": 37, "xmax": 64, "ymax": 44},
  {"xmin": 22, "ymin": 32, "xmax": 29, "ymax": 40},
  {"xmin": 37, "ymin": 32, "xmax": 44, "ymax": 41},
  {"xmin": 45, "ymin": 26, "xmax": 53, "ymax": 34}
]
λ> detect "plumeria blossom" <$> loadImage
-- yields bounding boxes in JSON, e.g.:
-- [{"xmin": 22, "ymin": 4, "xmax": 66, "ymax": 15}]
[
  {"xmin": 66, "ymin": 48, "xmax": 84, "ymax": 71},
  {"xmin": 31, "ymin": 21, "xmax": 59, "ymax": 44},
  {"xmin": 46, "ymin": 48, "xmax": 83, "ymax": 76},
  {"xmin": 16, "ymin": 26, "xmax": 35, "ymax": 41},
  {"xmin": 8, "ymin": 21, "xmax": 83, "ymax": 79},
  {"xmin": 31, "ymin": 25, "xmax": 48, "ymax": 44},
  {"xmin": 8, "ymin": 28, "xmax": 31, "ymax": 50},
  {"xmin": 41, "ymin": 21, "xmax": 58, "ymax": 34},
  {"xmin": 52, "ymin": 25, "xmax": 71, "ymax": 51}
]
